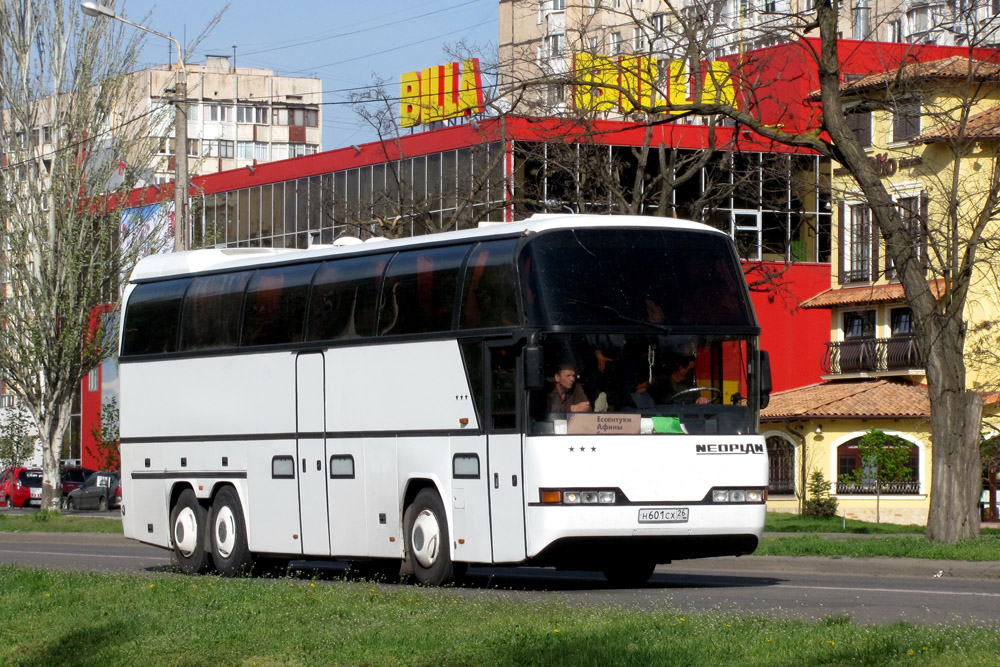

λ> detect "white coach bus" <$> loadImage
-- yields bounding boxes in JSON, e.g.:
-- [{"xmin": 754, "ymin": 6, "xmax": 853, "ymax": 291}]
[{"xmin": 118, "ymin": 214, "xmax": 771, "ymax": 585}]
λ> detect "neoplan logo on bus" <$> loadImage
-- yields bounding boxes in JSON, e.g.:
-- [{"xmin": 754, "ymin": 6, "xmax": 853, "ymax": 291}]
[{"xmin": 695, "ymin": 443, "xmax": 765, "ymax": 455}]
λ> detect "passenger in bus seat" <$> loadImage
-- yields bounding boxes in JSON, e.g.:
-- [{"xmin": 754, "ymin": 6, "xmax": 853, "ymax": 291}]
[
  {"xmin": 547, "ymin": 363, "xmax": 592, "ymax": 413},
  {"xmin": 635, "ymin": 354, "xmax": 709, "ymax": 405}
]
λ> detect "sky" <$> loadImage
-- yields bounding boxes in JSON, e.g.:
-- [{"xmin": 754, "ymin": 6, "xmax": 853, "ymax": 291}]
[{"xmin": 111, "ymin": 0, "xmax": 499, "ymax": 149}]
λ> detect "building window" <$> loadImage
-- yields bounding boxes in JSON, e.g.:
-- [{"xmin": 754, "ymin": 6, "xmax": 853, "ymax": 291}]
[
  {"xmin": 908, "ymin": 6, "xmax": 929, "ymax": 34},
  {"xmin": 887, "ymin": 194, "xmax": 924, "ymax": 278},
  {"xmin": 890, "ymin": 19, "xmax": 903, "ymax": 41},
  {"xmin": 589, "ymin": 36, "xmax": 599, "ymax": 51},
  {"xmin": 202, "ymin": 139, "xmax": 234, "ymax": 159},
  {"xmin": 552, "ymin": 0, "xmax": 566, "ymax": 9},
  {"xmin": 237, "ymin": 105, "xmax": 269, "ymax": 125},
  {"xmin": 836, "ymin": 436, "xmax": 920, "ymax": 494},
  {"xmin": 846, "ymin": 204, "xmax": 873, "ymax": 282},
  {"xmin": 237, "ymin": 141, "xmax": 270, "ymax": 161},
  {"xmin": 589, "ymin": 0, "xmax": 599, "ymax": 14},
  {"xmin": 845, "ymin": 107, "xmax": 872, "ymax": 147},
  {"xmin": 272, "ymin": 108, "xmax": 318, "ymax": 127},
  {"xmin": 650, "ymin": 13, "xmax": 668, "ymax": 33},
  {"xmin": 891, "ymin": 307, "xmax": 913, "ymax": 335},
  {"xmin": 893, "ymin": 96, "xmax": 921, "ymax": 142},
  {"xmin": 609, "ymin": 32, "xmax": 622, "ymax": 55},
  {"xmin": 843, "ymin": 310, "xmax": 875, "ymax": 339},
  {"xmin": 544, "ymin": 33, "xmax": 565, "ymax": 58},
  {"xmin": 766, "ymin": 435, "xmax": 795, "ymax": 495},
  {"xmin": 206, "ymin": 103, "xmax": 234, "ymax": 123}
]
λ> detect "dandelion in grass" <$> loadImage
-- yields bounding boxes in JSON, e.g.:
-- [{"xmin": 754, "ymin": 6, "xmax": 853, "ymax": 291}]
[
  {"xmin": 908, "ymin": 650, "xmax": 915, "ymax": 655},
  {"xmin": 827, "ymin": 641, "xmax": 835, "ymax": 646}
]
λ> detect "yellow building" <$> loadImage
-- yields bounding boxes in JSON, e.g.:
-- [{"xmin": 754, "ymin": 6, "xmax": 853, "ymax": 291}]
[{"xmin": 763, "ymin": 56, "xmax": 1000, "ymax": 524}]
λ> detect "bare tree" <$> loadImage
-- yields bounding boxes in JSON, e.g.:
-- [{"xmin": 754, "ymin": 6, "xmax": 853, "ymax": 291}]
[{"xmin": 0, "ymin": 0, "xmax": 164, "ymax": 510}]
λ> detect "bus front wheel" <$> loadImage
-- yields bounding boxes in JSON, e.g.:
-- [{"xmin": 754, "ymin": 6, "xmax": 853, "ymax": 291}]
[
  {"xmin": 403, "ymin": 489, "xmax": 455, "ymax": 586},
  {"xmin": 170, "ymin": 489, "xmax": 209, "ymax": 574},
  {"xmin": 209, "ymin": 486, "xmax": 253, "ymax": 577}
]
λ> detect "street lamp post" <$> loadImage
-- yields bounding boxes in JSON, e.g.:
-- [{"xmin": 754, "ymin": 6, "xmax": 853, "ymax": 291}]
[{"xmin": 81, "ymin": 1, "xmax": 189, "ymax": 251}]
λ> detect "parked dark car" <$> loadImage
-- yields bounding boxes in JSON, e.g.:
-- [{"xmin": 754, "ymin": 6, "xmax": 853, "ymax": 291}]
[
  {"xmin": 60, "ymin": 466, "xmax": 95, "ymax": 500},
  {"xmin": 65, "ymin": 471, "xmax": 120, "ymax": 511},
  {"xmin": 0, "ymin": 467, "xmax": 43, "ymax": 508}
]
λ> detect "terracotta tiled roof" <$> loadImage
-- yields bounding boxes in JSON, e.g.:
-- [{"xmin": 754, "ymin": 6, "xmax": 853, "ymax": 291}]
[
  {"xmin": 761, "ymin": 379, "xmax": 930, "ymax": 421},
  {"xmin": 807, "ymin": 56, "xmax": 1000, "ymax": 99},
  {"xmin": 917, "ymin": 104, "xmax": 1000, "ymax": 143},
  {"xmin": 800, "ymin": 279, "xmax": 946, "ymax": 309}
]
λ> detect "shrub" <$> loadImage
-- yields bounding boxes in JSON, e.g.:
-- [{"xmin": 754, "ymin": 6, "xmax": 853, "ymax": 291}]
[{"xmin": 802, "ymin": 471, "xmax": 838, "ymax": 517}]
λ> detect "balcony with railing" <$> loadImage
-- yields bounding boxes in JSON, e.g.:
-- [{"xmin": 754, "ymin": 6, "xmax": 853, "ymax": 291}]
[{"xmin": 821, "ymin": 335, "xmax": 922, "ymax": 376}]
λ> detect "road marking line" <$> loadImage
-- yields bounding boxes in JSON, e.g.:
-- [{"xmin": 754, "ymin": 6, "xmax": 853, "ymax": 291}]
[
  {"xmin": 0, "ymin": 548, "xmax": 169, "ymax": 561},
  {"xmin": 781, "ymin": 583, "xmax": 1000, "ymax": 598}
]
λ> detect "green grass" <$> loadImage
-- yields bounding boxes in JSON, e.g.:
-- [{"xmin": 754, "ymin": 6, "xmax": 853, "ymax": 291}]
[
  {"xmin": 758, "ymin": 534, "xmax": 1000, "ymax": 560},
  {"xmin": 0, "ymin": 566, "xmax": 998, "ymax": 666},
  {"xmin": 0, "ymin": 510, "xmax": 123, "ymax": 534},
  {"xmin": 765, "ymin": 512, "xmax": 929, "ymax": 534}
]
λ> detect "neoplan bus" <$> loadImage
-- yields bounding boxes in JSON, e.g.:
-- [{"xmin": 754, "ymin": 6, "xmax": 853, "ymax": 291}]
[{"xmin": 118, "ymin": 214, "xmax": 771, "ymax": 586}]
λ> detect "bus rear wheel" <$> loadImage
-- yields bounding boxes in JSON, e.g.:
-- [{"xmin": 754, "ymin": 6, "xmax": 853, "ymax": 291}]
[
  {"xmin": 602, "ymin": 559, "xmax": 657, "ymax": 587},
  {"xmin": 170, "ymin": 489, "xmax": 209, "ymax": 574},
  {"xmin": 403, "ymin": 489, "xmax": 455, "ymax": 586},
  {"xmin": 209, "ymin": 486, "xmax": 253, "ymax": 577}
]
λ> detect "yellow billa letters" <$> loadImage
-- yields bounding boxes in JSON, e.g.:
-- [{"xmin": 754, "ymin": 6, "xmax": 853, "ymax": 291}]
[
  {"xmin": 400, "ymin": 59, "xmax": 484, "ymax": 128},
  {"xmin": 573, "ymin": 53, "xmax": 620, "ymax": 112},
  {"xmin": 572, "ymin": 54, "xmax": 737, "ymax": 115}
]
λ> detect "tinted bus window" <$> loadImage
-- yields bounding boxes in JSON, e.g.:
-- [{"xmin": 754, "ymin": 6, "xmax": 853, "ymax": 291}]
[
  {"xmin": 180, "ymin": 272, "xmax": 252, "ymax": 351},
  {"xmin": 122, "ymin": 279, "xmax": 191, "ymax": 356},
  {"xmin": 520, "ymin": 229, "xmax": 753, "ymax": 328},
  {"xmin": 460, "ymin": 240, "xmax": 519, "ymax": 329},
  {"xmin": 307, "ymin": 255, "xmax": 387, "ymax": 340},
  {"xmin": 379, "ymin": 245, "xmax": 467, "ymax": 336},
  {"xmin": 241, "ymin": 263, "xmax": 317, "ymax": 347}
]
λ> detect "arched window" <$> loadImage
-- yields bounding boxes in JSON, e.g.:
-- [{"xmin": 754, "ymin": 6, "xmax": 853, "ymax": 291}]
[
  {"xmin": 836, "ymin": 435, "xmax": 920, "ymax": 494},
  {"xmin": 766, "ymin": 435, "xmax": 795, "ymax": 495}
]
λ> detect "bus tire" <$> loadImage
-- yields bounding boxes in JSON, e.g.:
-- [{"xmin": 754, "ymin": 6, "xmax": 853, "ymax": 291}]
[
  {"xmin": 209, "ymin": 486, "xmax": 253, "ymax": 577},
  {"xmin": 170, "ymin": 489, "xmax": 209, "ymax": 574},
  {"xmin": 403, "ymin": 489, "xmax": 454, "ymax": 586},
  {"xmin": 601, "ymin": 560, "xmax": 657, "ymax": 587}
]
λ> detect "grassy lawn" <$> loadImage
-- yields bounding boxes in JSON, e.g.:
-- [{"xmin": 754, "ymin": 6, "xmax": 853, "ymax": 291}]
[
  {"xmin": 758, "ymin": 534, "xmax": 1000, "ymax": 560},
  {"xmin": 0, "ymin": 510, "xmax": 123, "ymax": 534},
  {"xmin": 0, "ymin": 566, "xmax": 997, "ymax": 666},
  {"xmin": 764, "ymin": 512, "xmax": 929, "ymax": 534}
]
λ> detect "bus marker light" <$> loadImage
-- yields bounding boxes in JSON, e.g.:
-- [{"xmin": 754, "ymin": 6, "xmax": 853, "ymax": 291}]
[
  {"xmin": 458, "ymin": 538, "xmax": 465, "ymax": 544},
  {"xmin": 540, "ymin": 490, "xmax": 561, "ymax": 504},
  {"xmin": 564, "ymin": 492, "xmax": 581, "ymax": 504},
  {"xmin": 580, "ymin": 491, "xmax": 598, "ymax": 504},
  {"xmin": 390, "ymin": 537, "xmax": 396, "ymax": 542},
  {"xmin": 459, "ymin": 418, "xmax": 469, "ymax": 426},
  {"xmin": 198, "ymin": 485, "xmax": 204, "ymax": 491},
  {"xmin": 599, "ymin": 492, "xmax": 616, "ymax": 503},
  {"xmin": 293, "ymin": 534, "xmax": 299, "ymax": 539},
  {"xmin": 713, "ymin": 490, "xmax": 730, "ymax": 503}
]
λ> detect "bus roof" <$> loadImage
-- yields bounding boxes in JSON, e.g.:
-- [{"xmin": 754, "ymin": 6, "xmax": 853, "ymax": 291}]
[{"xmin": 129, "ymin": 214, "xmax": 724, "ymax": 282}]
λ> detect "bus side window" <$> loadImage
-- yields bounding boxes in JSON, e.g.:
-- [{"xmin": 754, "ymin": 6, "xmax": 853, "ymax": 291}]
[
  {"xmin": 459, "ymin": 240, "xmax": 519, "ymax": 330},
  {"xmin": 378, "ymin": 245, "xmax": 466, "ymax": 336},
  {"xmin": 179, "ymin": 272, "xmax": 252, "ymax": 351},
  {"xmin": 241, "ymin": 263, "xmax": 316, "ymax": 347},
  {"xmin": 122, "ymin": 279, "xmax": 191, "ymax": 356},
  {"xmin": 307, "ymin": 255, "xmax": 386, "ymax": 341},
  {"xmin": 489, "ymin": 346, "xmax": 518, "ymax": 431}
]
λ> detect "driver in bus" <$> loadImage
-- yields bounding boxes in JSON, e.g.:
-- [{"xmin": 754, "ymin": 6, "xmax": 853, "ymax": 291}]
[
  {"xmin": 547, "ymin": 363, "xmax": 592, "ymax": 413},
  {"xmin": 636, "ymin": 354, "xmax": 709, "ymax": 405}
]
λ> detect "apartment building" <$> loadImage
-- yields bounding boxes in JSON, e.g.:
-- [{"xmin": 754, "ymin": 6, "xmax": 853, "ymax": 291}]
[{"xmin": 140, "ymin": 55, "xmax": 322, "ymax": 184}]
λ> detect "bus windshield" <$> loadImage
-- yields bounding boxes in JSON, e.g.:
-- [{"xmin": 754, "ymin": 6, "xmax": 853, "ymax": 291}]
[
  {"xmin": 529, "ymin": 333, "xmax": 754, "ymax": 436},
  {"xmin": 520, "ymin": 228, "xmax": 755, "ymax": 329}
]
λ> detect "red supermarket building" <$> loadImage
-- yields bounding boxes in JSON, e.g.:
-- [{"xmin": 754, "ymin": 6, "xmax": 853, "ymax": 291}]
[{"xmin": 73, "ymin": 37, "xmax": 995, "ymax": 470}]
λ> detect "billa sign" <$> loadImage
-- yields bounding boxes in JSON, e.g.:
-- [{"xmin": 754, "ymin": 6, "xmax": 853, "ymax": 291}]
[
  {"xmin": 574, "ymin": 53, "xmax": 737, "ymax": 113},
  {"xmin": 400, "ymin": 58, "xmax": 485, "ymax": 128}
]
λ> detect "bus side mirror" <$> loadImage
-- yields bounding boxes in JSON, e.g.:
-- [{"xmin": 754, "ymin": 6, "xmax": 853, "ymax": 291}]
[
  {"xmin": 524, "ymin": 345, "xmax": 544, "ymax": 391},
  {"xmin": 760, "ymin": 350, "xmax": 772, "ymax": 409}
]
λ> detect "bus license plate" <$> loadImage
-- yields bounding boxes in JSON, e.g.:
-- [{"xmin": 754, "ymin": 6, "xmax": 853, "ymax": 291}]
[{"xmin": 638, "ymin": 508, "xmax": 689, "ymax": 523}]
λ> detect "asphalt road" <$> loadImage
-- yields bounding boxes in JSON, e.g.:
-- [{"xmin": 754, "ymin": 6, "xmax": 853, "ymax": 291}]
[{"xmin": 1, "ymin": 529, "xmax": 999, "ymax": 626}]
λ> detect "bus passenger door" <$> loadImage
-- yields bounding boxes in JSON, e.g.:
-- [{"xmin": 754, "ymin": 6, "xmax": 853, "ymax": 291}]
[
  {"xmin": 486, "ymin": 344, "xmax": 526, "ymax": 563},
  {"xmin": 296, "ymin": 352, "xmax": 331, "ymax": 556}
]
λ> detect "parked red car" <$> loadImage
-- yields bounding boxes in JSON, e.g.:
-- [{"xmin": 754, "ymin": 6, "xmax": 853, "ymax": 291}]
[{"xmin": 0, "ymin": 466, "xmax": 43, "ymax": 508}]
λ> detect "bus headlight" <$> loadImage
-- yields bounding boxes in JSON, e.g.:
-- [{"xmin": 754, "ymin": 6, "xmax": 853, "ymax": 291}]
[
  {"xmin": 711, "ymin": 488, "xmax": 766, "ymax": 503},
  {"xmin": 540, "ymin": 489, "xmax": 617, "ymax": 505}
]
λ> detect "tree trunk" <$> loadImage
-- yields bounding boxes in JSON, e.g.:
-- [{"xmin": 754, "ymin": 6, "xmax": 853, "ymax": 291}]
[{"xmin": 925, "ymin": 343, "xmax": 983, "ymax": 542}]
